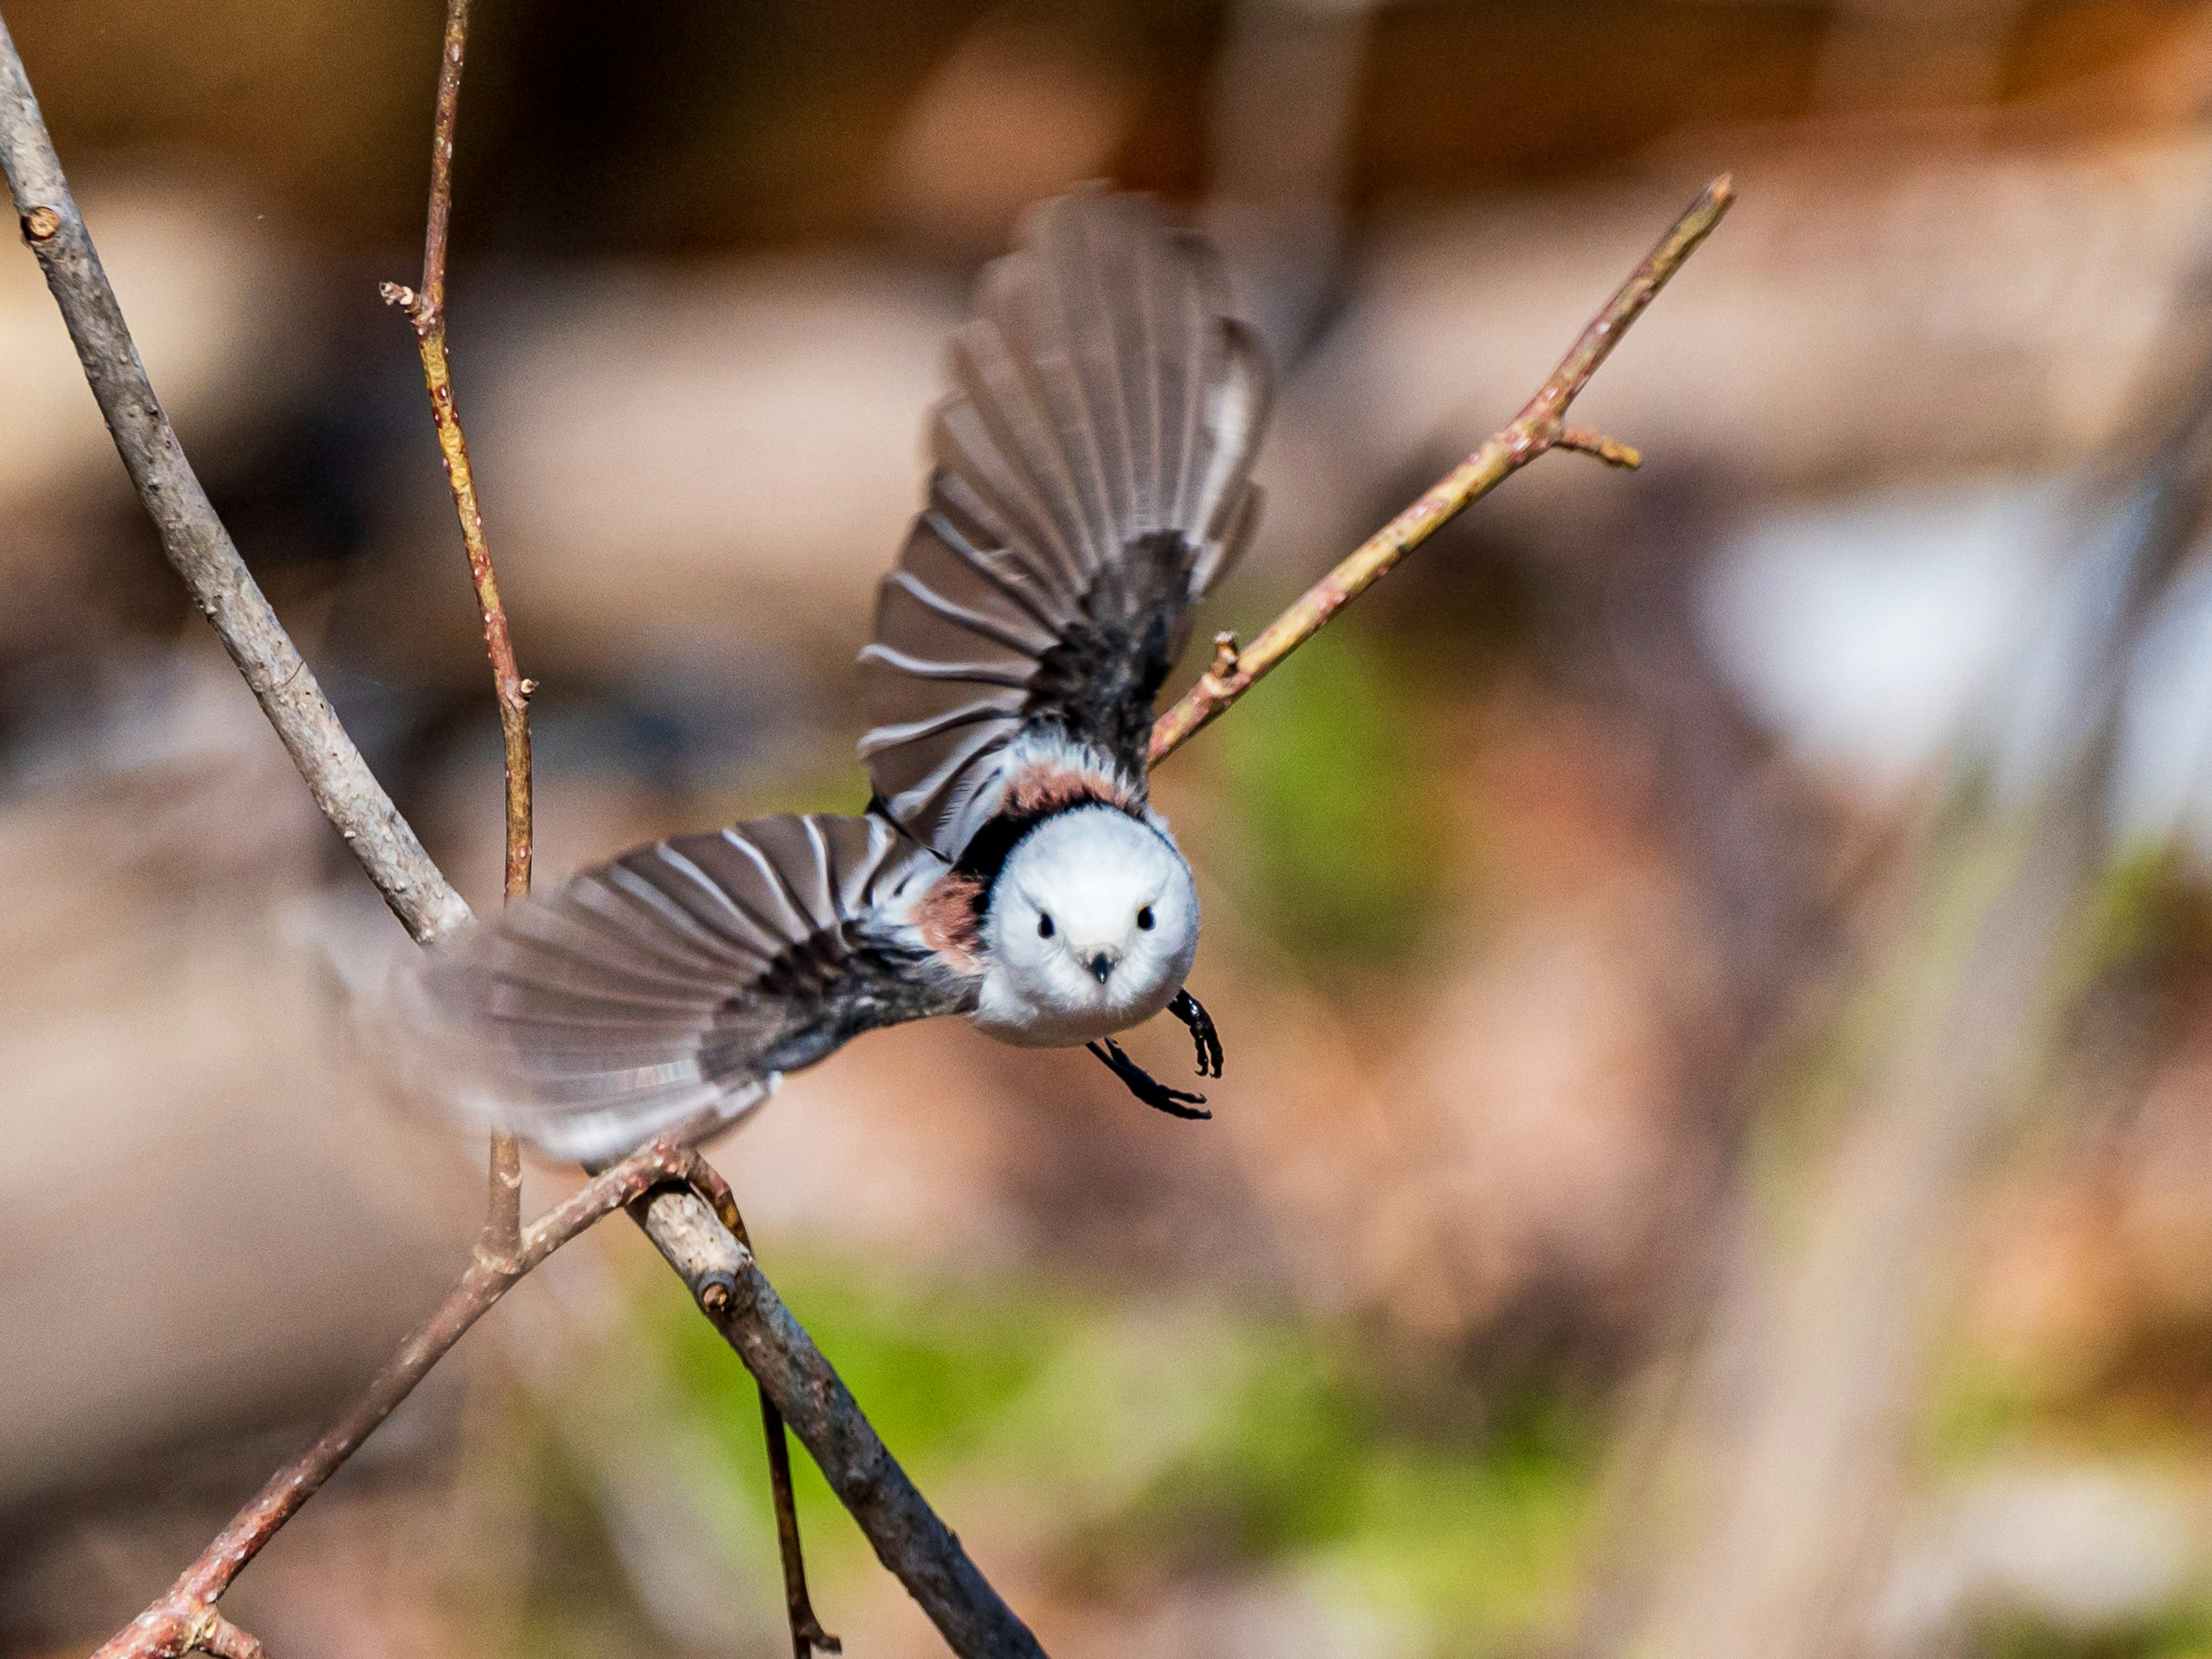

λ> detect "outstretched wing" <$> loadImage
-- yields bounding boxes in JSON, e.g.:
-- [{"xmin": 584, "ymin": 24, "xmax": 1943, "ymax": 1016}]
[
  {"xmin": 859, "ymin": 187, "xmax": 1272, "ymax": 863},
  {"xmin": 402, "ymin": 813, "xmax": 964, "ymax": 1165}
]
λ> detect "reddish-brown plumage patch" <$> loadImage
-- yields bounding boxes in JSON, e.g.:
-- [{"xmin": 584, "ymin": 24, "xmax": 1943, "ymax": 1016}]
[
  {"xmin": 1001, "ymin": 758, "xmax": 1137, "ymax": 819},
  {"xmin": 912, "ymin": 760, "xmax": 1140, "ymax": 970},
  {"xmin": 915, "ymin": 870, "xmax": 987, "ymax": 969}
]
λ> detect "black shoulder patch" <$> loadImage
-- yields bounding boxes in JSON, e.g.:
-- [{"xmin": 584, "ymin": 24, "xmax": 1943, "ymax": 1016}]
[{"xmin": 1022, "ymin": 529, "xmax": 1196, "ymax": 780}]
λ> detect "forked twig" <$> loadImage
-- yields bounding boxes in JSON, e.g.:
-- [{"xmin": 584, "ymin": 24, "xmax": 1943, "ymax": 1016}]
[
  {"xmin": 1149, "ymin": 175, "xmax": 1732, "ymax": 763},
  {"xmin": 89, "ymin": 1137, "xmax": 738, "ymax": 1659},
  {"xmin": 0, "ymin": 10, "xmax": 1729, "ymax": 1645},
  {"xmin": 0, "ymin": 9, "xmax": 1022, "ymax": 1656}
]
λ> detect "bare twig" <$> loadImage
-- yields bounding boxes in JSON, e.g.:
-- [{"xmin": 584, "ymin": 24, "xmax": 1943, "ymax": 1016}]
[
  {"xmin": 0, "ymin": 14, "xmax": 1043, "ymax": 1657},
  {"xmin": 380, "ymin": 0, "xmax": 532, "ymax": 1289},
  {"xmin": 1149, "ymin": 174, "xmax": 1732, "ymax": 764},
  {"xmin": 378, "ymin": 0, "xmax": 532, "ymax": 912},
  {"xmin": 763, "ymin": 1389, "xmax": 844, "ymax": 1657},
  {"xmin": 702, "ymin": 1199, "xmax": 844, "ymax": 1656},
  {"xmin": 192, "ymin": 1618, "xmax": 263, "ymax": 1659},
  {"xmin": 638, "ymin": 1175, "xmax": 1047, "ymax": 1659},
  {"xmin": 0, "ymin": 9, "xmax": 470, "ymax": 944},
  {"xmin": 90, "ymin": 1137, "xmax": 733, "ymax": 1659},
  {"xmin": 3, "ymin": 10, "xmax": 1729, "ymax": 1646},
  {"xmin": 379, "ymin": 23, "xmax": 832, "ymax": 1636},
  {"xmin": 1557, "ymin": 426, "xmax": 1645, "ymax": 468},
  {"xmin": 482, "ymin": 1128, "xmax": 525, "ymax": 1268}
]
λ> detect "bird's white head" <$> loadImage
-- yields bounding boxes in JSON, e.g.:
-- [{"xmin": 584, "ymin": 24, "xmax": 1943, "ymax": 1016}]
[{"xmin": 974, "ymin": 806, "xmax": 1199, "ymax": 1047}]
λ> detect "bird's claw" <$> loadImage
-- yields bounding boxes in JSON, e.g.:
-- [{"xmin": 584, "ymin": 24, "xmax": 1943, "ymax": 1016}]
[
  {"xmin": 1088, "ymin": 1037, "xmax": 1211, "ymax": 1120},
  {"xmin": 1168, "ymin": 988, "xmax": 1224, "ymax": 1079}
]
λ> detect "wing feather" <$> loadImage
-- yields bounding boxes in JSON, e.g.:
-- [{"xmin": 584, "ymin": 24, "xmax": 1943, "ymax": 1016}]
[
  {"xmin": 642, "ymin": 843, "xmax": 789, "ymax": 961},
  {"xmin": 937, "ymin": 354, "xmax": 1087, "ymax": 605},
  {"xmin": 861, "ymin": 187, "xmax": 1275, "ymax": 862},
  {"xmin": 976, "ymin": 246, "xmax": 1116, "ymax": 569},
  {"xmin": 600, "ymin": 864, "xmax": 769, "ymax": 975},
  {"xmin": 402, "ymin": 813, "xmax": 960, "ymax": 1164},
  {"xmin": 881, "ymin": 568, "xmax": 1058, "ymax": 657}
]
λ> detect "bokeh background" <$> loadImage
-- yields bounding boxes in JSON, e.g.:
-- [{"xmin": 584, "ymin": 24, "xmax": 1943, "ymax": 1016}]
[{"xmin": 10, "ymin": 1, "xmax": 2212, "ymax": 1656}]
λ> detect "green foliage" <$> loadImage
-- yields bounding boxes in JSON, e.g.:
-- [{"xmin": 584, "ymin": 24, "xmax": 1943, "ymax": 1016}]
[
  {"xmin": 1212, "ymin": 625, "xmax": 1450, "ymax": 968},
  {"xmin": 506, "ymin": 1402, "xmax": 684, "ymax": 1659},
  {"xmin": 652, "ymin": 1256, "xmax": 1080, "ymax": 1585},
  {"xmin": 1976, "ymin": 1605, "xmax": 2212, "ymax": 1659},
  {"xmin": 2078, "ymin": 842, "xmax": 2212, "ymax": 991},
  {"xmin": 647, "ymin": 1257, "xmax": 1603, "ymax": 1649}
]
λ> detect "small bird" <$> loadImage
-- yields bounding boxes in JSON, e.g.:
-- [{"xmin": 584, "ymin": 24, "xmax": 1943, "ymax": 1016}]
[{"xmin": 411, "ymin": 187, "xmax": 1269, "ymax": 1165}]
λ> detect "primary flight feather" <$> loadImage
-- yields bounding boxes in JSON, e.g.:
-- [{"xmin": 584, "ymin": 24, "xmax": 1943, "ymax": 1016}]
[{"xmin": 410, "ymin": 187, "xmax": 1270, "ymax": 1164}]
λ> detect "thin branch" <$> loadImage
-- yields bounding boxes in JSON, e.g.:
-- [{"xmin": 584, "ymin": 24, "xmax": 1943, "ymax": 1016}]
[
  {"xmin": 379, "ymin": 0, "xmax": 531, "ymax": 1275},
  {"xmin": 192, "ymin": 1618, "xmax": 264, "ymax": 1659},
  {"xmin": 763, "ymin": 1387, "xmax": 843, "ymax": 1657},
  {"xmin": 362, "ymin": 274, "xmax": 532, "ymax": 902},
  {"xmin": 3, "ymin": 10, "xmax": 1729, "ymax": 1648},
  {"xmin": 637, "ymin": 1174, "xmax": 1048, "ymax": 1659},
  {"xmin": 703, "ymin": 1192, "xmax": 844, "ymax": 1657},
  {"xmin": 89, "ymin": 1137, "xmax": 726, "ymax": 1659},
  {"xmin": 1148, "ymin": 174, "xmax": 1732, "ymax": 765},
  {"xmin": 0, "ymin": 9, "xmax": 471, "ymax": 945},
  {"xmin": 1557, "ymin": 426, "xmax": 1644, "ymax": 469},
  {"xmin": 378, "ymin": 29, "xmax": 853, "ymax": 1643},
  {"xmin": 0, "ymin": 15, "xmax": 1040, "ymax": 1658},
  {"xmin": 419, "ymin": 0, "xmax": 466, "ymax": 325},
  {"xmin": 483, "ymin": 1127, "xmax": 525, "ymax": 1268},
  {"xmin": 373, "ymin": 262, "xmax": 532, "ymax": 905},
  {"xmin": 382, "ymin": 0, "xmax": 527, "ymax": 891}
]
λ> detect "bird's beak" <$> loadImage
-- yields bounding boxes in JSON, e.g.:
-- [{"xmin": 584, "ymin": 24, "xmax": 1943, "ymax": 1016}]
[{"xmin": 1087, "ymin": 950, "xmax": 1118, "ymax": 984}]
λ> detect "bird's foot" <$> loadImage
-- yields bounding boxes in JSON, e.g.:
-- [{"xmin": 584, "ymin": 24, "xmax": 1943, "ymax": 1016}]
[
  {"xmin": 1168, "ymin": 988, "xmax": 1224, "ymax": 1079},
  {"xmin": 1088, "ymin": 1037, "xmax": 1211, "ymax": 1119}
]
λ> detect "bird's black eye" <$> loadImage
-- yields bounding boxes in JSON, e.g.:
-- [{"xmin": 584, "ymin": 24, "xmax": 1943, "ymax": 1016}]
[
  {"xmin": 1136, "ymin": 906, "xmax": 1155, "ymax": 931},
  {"xmin": 1037, "ymin": 913, "xmax": 1055, "ymax": 939}
]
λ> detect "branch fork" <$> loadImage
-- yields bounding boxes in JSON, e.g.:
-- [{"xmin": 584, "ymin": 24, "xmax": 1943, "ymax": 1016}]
[
  {"xmin": 377, "ymin": 279, "xmax": 430, "ymax": 326},
  {"xmin": 1556, "ymin": 427, "xmax": 1643, "ymax": 468},
  {"xmin": 1149, "ymin": 174, "xmax": 1730, "ymax": 764},
  {"xmin": 0, "ymin": 5, "xmax": 1733, "ymax": 1637},
  {"xmin": 87, "ymin": 1132, "xmax": 745, "ymax": 1659}
]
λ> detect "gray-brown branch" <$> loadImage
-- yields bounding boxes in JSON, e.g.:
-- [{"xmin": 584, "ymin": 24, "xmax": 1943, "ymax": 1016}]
[
  {"xmin": 647, "ymin": 1185, "xmax": 1047, "ymax": 1658},
  {"xmin": 0, "ymin": 12, "xmax": 1042, "ymax": 1656},
  {"xmin": 0, "ymin": 13, "xmax": 467, "ymax": 946}
]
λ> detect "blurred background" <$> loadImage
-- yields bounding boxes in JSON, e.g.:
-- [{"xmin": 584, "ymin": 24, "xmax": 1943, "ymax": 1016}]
[{"xmin": 10, "ymin": 1, "xmax": 2212, "ymax": 1656}]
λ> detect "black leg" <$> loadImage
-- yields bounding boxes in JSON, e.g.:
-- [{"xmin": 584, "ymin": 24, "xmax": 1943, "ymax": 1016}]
[
  {"xmin": 1087, "ymin": 1036, "xmax": 1211, "ymax": 1119},
  {"xmin": 1167, "ymin": 988, "xmax": 1224, "ymax": 1079}
]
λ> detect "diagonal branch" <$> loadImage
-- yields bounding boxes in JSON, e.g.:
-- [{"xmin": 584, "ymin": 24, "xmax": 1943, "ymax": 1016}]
[
  {"xmin": 0, "ymin": 10, "xmax": 471, "ymax": 945},
  {"xmin": 0, "ymin": 14, "xmax": 1042, "ymax": 1657},
  {"xmin": 647, "ymin": 1162, "xmax": 1048, "ymax": 1659},
  {"xmin": 90, "ymin": 1136, "xmax": 736, "ymax": 1659},
  {"xmin": 1149, "ymin": 175, "xmax": 1732, "ymax": 764},
  {"xmin": 1, "ymin": 9, "xmax": 1730, "ymax": 1648}
]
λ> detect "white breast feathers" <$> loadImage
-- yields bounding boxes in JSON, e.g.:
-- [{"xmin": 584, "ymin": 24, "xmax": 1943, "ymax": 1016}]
[{"xmin": 971, "ymin": 806, "xmax": 1200, "ymax": 1049}]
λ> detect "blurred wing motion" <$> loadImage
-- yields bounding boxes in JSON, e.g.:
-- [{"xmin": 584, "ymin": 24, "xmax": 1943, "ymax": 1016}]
[
  {"xmin": 859, "ymin": 186, "xmax": 1273, "ymax": 861},
  {"xmin": 404, "ymin": 813, "xmax": 961, "ymax": 1164}
]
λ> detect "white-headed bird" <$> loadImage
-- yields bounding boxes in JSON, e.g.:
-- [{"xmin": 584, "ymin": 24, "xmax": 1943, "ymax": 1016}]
[{"xmin": 410, "ymin": 188, "xmax": 1270, "ymax": 1164}]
